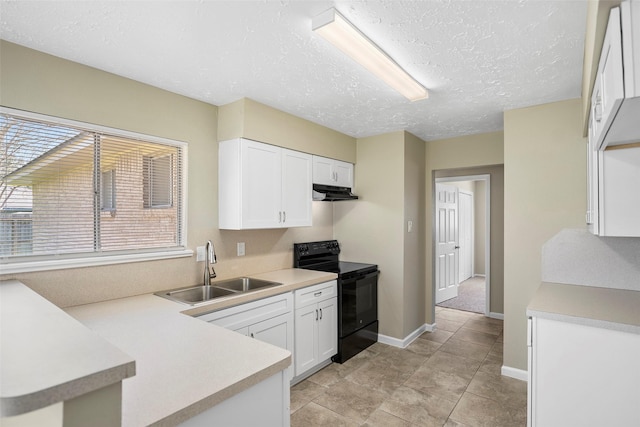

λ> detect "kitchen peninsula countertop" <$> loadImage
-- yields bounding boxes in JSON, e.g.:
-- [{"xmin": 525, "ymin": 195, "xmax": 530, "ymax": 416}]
[
  {"xmin": 527, "ymin": 282, "xmax": 640, "ymax": 334},
  {"xmin": 66, "ymin": 268, "xmax": 336, "ymax": 426},
  {"xmin": 0, "ymin": 280, "xmax": 135, "ymax": 417}
]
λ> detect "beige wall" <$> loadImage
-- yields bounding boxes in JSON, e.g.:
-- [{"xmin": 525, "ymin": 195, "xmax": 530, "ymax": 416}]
[
  {"xmin": 426, "ymin": 131, "xmax": 504, "ymax": 323},
  {"xmin": 218, "ymin": 98, "xmax": 356, "ymax": 162},
  {"xmin": 333, "ymin": 131, "xmax": 426, "ymax": 340},
  {"xmin": 0, "ymin": 41, "xmax": 338, "ymax": 307},
  {"xmin": 503, "ymin": 98, "xmax": 586, "ymax": 371},
  {"xmin": 403, "ymin": 132, "xmax": 426, "ymax": 338},
  {"xmin": 333, "ymin": 132, "xmax": 405, "ymax": 338}
]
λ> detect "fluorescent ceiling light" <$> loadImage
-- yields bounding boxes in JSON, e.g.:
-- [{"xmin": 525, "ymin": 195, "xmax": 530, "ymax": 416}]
[{"xmin": 312, "ymin": 8, "xmax": 428, "ymax": 102}]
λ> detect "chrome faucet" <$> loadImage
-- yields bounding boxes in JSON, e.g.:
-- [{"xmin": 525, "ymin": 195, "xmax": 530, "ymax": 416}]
[{"xmin": 204, "ymin": 240, "xmax": 217, "ymax": 286}]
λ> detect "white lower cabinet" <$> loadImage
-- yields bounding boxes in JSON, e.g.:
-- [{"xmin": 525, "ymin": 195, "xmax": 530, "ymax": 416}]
[
  {"xmin": 197, "ymin": 293, "xmax": 294, "ymax": 380},
  {"xmin": 197, "ymin": 280, "xmax": 338, "ymax": 388},
  {"xmin": 527, "ymin": 316, "xmax": 640, "ymax": 427},
  {"xmin": 293, "ymin": 281, "xmax": 337, "ymax": 381}
]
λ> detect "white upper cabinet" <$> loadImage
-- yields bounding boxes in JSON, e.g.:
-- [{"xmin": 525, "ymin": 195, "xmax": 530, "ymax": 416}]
[
  {"xmin": 219, "ymin": 138, "xmax": 312, "ymax": 229},
  {"xmin": 598, "ymin": 146, "xmax": 640, "ymax": 236},
  {"xmin": 312, "ymin": 155, "xmax": 354, "ymax": 188},
  {"xmin": 586, "ymin": 138, "xmax": 640, "ymax": 237},
  {"xmin": 587, "ymin": 0, "xmax": 640, "ymax": 237},
  {"xmin": 591, "ymin": 1, "xmax": 640, "ymax": 149}
]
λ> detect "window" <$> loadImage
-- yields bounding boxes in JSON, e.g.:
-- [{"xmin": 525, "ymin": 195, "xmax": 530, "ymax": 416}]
[
  {"xmin": 0, "ymin": 107, "xmax": 187, "ymax": 271},
  {"xmin": 143, "ymin": 154, "xmax": 173, "ymax": 208},
  {"xmin": 101, "ymin": 169, "xmax": 116, "ymax": 211}
]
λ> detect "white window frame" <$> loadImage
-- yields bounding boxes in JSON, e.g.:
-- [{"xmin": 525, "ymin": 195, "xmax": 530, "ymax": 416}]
[{"xmin": 0, "ymin": 107, "xmax": 191, "ymax": 274}]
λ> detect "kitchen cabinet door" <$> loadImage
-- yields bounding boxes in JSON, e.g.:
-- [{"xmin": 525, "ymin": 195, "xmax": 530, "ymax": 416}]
[
  {"xmin": 591, "ymin": 1, "xmax": 640, "ymax": 149},
  {"xmin": 316, "ymin": 298, "xmax": 337, "ymax": 361},
  {"xmin": 528, "ymin": 316, "xmax": 640, "ymax": 427},
  {"xmin": 586, "ymin": 119, "xmax": 600, "ymax": 235},
  {"xmin": 333, "ymin": 160, "xmax": 353, "ymax": 188},
  {"xmin": 249, "ymin": 312, "xmax": 292, "ymax": 353},
  {"xmin": 312, "ymin": 156, "xmax": 334, "ymax": 186},
  {"xmin": 240, "ymin": 140, "xmax": 282, "ymax": 229},
  {"xmin": 281, "ymin": 148, "xmax": 312, "ymax": 227},
  {"xmin": 592, "ymin": 6, "xmax": 624, "ymax": 150},
  {"xmin": 599, "ymin": 146, "xmax": 640, "ymax": 236},
  {"xmin": 294, "ymin": 304, "xmax": 318, "ymax": 375}
]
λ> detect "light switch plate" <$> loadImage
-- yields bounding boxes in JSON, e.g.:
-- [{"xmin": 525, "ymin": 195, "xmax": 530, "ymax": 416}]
[
  {"xmin": 196, "ymin": 246, "xmax": 205, "ymax": 262},
  {"xmin": 237, "ymin": 242, "xmax": 245, "ymax": 257},
  {"xmin": 407, "ymin": 220, "xmax": 413, "ymax": 233}
]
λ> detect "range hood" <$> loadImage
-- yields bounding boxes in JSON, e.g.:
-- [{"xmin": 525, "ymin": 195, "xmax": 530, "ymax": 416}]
[{"xmin": 312, "ymin": 184, "xmax": 358, "ymax": 201}]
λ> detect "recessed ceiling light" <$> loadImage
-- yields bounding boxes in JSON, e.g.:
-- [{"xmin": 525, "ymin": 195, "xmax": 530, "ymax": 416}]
[{"xmin": 312, "ymin": 8, "xmax": 428, "ymax": 102}]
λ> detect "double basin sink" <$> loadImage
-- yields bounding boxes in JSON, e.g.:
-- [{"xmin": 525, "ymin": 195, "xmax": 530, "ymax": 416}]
[{"xmin": 155, "ymin": 277, "xmax": 281, "ymax": 306}]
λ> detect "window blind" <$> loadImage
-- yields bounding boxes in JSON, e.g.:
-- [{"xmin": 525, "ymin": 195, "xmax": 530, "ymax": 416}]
[{"xmin": 0, "ymin": 109, "xmax": 185, "ymax": 263}]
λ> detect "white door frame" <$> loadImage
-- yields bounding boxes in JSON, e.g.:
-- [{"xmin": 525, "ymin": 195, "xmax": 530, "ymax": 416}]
[
  {"xmin": 458, "ymin": 189, "xmax": 474, "ymax": 282},
  {"xmin": 434, "ymin": 174, "xmax": 491, "ymax": 316}
]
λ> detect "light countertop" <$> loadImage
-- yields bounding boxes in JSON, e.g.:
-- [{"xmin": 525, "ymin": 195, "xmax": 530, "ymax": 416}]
[
  {"xmin": 0, "ymin": 280, "xmax": 135, "ymax": 417},
  {"xmin": 66, "ymin": 268, "xmax": 335, "ymax": 426},
  {"xmin": 527, "ymin": 282, "xmax": 640, "ymax": 334},
  {"xmin": 2, "ymin": 268, "xmax": 336, "ymax": 426}
]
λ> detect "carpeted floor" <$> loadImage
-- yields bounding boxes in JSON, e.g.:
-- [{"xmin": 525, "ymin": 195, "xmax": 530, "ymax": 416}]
[{"xmin": 437, "ymin": 276, "xmax": 486, "ymax": 314}]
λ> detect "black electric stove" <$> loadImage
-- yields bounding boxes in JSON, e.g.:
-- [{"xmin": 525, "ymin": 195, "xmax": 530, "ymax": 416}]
[{"xmin": 293, "ymin": 240, "xmax": 379, "ymax": 363}]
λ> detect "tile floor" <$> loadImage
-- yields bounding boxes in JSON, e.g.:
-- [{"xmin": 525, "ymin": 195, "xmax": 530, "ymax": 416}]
[{"xmin": 290, "ymin": 307, "xmax": 527, "ymax": 427}]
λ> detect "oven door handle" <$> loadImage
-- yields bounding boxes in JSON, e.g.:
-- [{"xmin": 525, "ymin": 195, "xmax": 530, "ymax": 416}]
[{"xmin": 343, "ymin": 270, "xmax": 380, "ymax": 283}]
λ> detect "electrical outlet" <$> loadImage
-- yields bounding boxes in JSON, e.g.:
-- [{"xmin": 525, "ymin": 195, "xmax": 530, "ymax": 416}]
[
  {"xmin": 407, "ymin": 220, "xmax": 413, "ymax": 233},
  {"xmin": 237, "ymin": 242, "xmax": 245, "ymax": 257},
  {"xmin": 196, "ymin": 246, "xmax": 205, "ymax": 262}
]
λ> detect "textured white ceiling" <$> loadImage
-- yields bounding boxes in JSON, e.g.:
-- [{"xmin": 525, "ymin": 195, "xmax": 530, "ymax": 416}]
[{"xmin": 0, "ymin": 0, "xmax": 588, "ymax": 142}]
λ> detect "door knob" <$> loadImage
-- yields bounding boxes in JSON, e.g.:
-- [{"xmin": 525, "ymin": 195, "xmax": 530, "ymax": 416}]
[{"xmin": 454, "ymin": 246, "xmax": 460, "ymax": 249}]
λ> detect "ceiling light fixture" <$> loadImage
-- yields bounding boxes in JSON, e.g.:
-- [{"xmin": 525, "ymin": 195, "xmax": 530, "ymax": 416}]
[{"xmin": 312, "ymin": 8, "xmax": 428, "ymax": 102}]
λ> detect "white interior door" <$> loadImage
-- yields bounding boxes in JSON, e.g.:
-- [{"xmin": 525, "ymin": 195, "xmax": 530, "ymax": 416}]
[
  {"xmin": 458, "ymin": 190, "xmax": 473, "ymax": 282},
  {"xmin": 435, "ymin": 183, "xmax": 459, "ymax": 304}
]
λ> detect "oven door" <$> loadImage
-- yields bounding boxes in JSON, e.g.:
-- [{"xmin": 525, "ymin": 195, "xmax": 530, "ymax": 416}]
[{"xmin": 340, "ymin": 270, "xmax": 378, "ymax": 337}]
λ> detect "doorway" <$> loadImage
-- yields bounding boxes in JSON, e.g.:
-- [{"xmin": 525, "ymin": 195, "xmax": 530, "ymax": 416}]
[{"xmin": 434, "ymin": 175, "xmax": 490, "ymax": 316}]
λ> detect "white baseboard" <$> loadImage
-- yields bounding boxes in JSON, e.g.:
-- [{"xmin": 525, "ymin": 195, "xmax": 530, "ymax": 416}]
[
  {"xmin": 489, "ymin": 312, "xmax": 504, "ymax": 320},
  {"xmin": 502, "ymin": 365, "xmax": 528, "ymax": 382},
  {"xmin": 378, "ymin": 323, "xmax": 435, "ymax": 349}
]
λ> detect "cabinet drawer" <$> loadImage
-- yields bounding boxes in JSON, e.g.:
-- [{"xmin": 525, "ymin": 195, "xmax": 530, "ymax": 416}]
[
  {"xmin": 294, "ymin": 280, "xmax": 337, "ymax": 307},
  {"xmin": 197, "ymin": 292, "xmax": 293, "ymax": 330}
]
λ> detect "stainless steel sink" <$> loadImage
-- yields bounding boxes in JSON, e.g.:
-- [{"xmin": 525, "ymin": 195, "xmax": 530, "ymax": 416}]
[
  {"xmin": 155, "ymin": 285, "xmax": 237, "ymax": 305},
  {"xmin": 213, "ymin": 277, "xmax": 280, "ymax": 292},
  {"xmin": 155, "ymin": 277, "xmax": 281, "ymax": 305}
]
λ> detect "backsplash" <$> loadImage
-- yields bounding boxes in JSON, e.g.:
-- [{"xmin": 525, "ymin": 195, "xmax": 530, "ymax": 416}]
[
  {"xmin": 542, "ymin": 228, "xmax": 640, "ymax": 290},
  {"xmin": 1, "ymin": 203, "xmax": 335, "ymax": 308}
]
